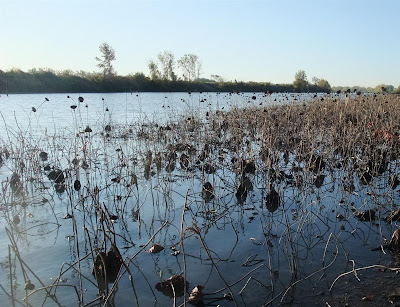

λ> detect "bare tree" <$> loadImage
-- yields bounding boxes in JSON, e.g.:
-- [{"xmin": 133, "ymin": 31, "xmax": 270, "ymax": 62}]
[
  {"xmin": 157, "ymin": 51, "xmax": 177, "ymax": 81},
  {"xmin": 312, "ymin": 76, "xmax": 321, "ymax": 86},
  {"xmin": 95, "ymin": 42, "xmax": 116, "ymax": 79},
  {"xmin": 178, "ymin": 54, "xmax": 202, "ymax": 81}
]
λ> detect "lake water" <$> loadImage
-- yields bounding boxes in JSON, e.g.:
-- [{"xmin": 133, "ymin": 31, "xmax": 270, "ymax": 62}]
[
  {"xmin": 0, "ymin": 92, "xmax": 397, "ymax": 306},
  {"xmin": 0, "ymin": 92, "xmax": 292, "ymax": 135}
]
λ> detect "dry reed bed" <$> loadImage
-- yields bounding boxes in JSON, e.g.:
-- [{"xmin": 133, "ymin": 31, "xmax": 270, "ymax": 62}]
[{"xmin": 1, "ymin": 93, "xmax": 400, "ymax": 306}]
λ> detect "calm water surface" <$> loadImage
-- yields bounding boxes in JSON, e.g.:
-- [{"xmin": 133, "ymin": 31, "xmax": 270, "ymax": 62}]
[{"xmin": 0, "ymin": 92, "xmax": 289, "ymax": 135}]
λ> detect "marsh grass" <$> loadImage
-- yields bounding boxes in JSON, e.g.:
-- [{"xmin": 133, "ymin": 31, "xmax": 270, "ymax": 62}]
[{"xmin": 1, "ymin": 92, "xmax": 400, "ymax": 306}]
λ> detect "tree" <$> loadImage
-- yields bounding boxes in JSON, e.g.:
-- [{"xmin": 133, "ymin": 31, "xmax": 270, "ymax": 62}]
[
  {"xmin": 148, "ymin": 60, "xmax": 161, "ymax": 80},
  {"xmin": 211, "ymin": 74, "xmax": 225, "ymax": 83},
  {"xmin": 311, "ymin": 76, "xmax": 320, "ymax": 86},
  {"xmin": 95, "ymin": 42, "xmax": 116, "ymax": 79},
  {"xmin": 178, "ymin": 54, "xmax": 202, "ymax": 81},
  {"xmin": 157, "ymin": 51, "xmax": 177, "ymax": 81},
  {"xmin": 317, "ymin": 79, "xmax": 331, "ymax": 91},
  {"xmin": 312, "ymin": 76, "xmax": 331, "ymax": 92},
  {"xmin": 147, "ymin": 51, "xmax": 177, "ymax": 81},
  {"xmin": 293, "ymin": 70, "xmax": 308, "ymax": 91},
  {"xmin": 374, "ymin": 84, "xmax": 394, "ymax": 93},
  {"xmin": 58, "ymin": 69, "xmax": 75, "ymax": 76}
]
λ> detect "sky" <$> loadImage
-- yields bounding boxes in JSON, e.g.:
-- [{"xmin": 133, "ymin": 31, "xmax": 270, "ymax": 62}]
[{"xmin": 0, "ymin": 0, "xmax": 399, "ymax": 87}]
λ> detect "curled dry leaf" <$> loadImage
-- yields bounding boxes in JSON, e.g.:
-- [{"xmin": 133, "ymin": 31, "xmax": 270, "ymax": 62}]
[
  {"xmin": 250, "ymin": 237, "xmax": 263, "ymax": 245},
  {"xmin": 224, "ymin": 292, "xmax": 234, "ymax": 301},
  {"xmin": 149, "ymin": 243, "xmax": 164, "ymax": 254},
  {"xmin": 202, "ymin": 182, "xmax": 214, "ymax": 202},
  {"xmin": 266, "ymin": 186, "xmax": 280, "ymax": 212},
  {"xmin": 24, "ymin": 280, "xmax": 35, "ymax": 290},
  {"xmin": 73, "ymin": 179, "xmax": 81, "ymax": 191},
  {"xmin": 13, "ymin": 215, "xmax": 20, "ymax": 225},
  {"xmin": 362, "ymin": 295, "xmax": 373, "ymax": 301},
  {"xmin": 188, "ymin": 286, "xmax": 204, "ymax": 306},
  {"xmin": 336, "ymin": 213, "xmax": 344, "ymax": 220},
  {"xmin": 171, "ymin": 250, "xmax": 180, "ymax": 256},
  {"xmin": 84, "ymin": 126, "xmax": 92, "ymax": 133},
  {"xmin": 155, "ymin": 274, "xmax": 188, "ymax": 298},
  {"xmin": 92, "ymin": 245, "xmax": 123, "ymax": 284},
  {"xmin": 39, "ymin": 151, "xmax": 48, "ymax": 161}
]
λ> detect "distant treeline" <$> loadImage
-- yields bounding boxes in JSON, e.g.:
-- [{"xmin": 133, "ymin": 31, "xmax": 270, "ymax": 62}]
[
  {"xmin": 0, "ymin": 68, "xmax": 397, "ymax": 94},
  {"xmin": 0, "ymin": 69, "xmax": 333, "ymax": 94}
]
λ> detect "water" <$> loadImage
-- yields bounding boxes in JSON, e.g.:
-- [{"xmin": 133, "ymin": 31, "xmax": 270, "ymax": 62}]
[
  {"xmin": 0, "ymin": 92, "xmax": 284, "ymax": 134},
  {"xmin": 0, "ymin": 92, "xmax": 398, "ymax": 306}
]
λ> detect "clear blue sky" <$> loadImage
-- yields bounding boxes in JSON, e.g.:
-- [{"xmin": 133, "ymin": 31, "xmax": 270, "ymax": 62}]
[{"xmin": 1, "ymin": 0, "xmax": 399, "ymax": 87}]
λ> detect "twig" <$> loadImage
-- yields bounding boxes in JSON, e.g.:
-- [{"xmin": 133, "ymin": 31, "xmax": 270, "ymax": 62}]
[{"xmin": 329, "ymin": 264, "xmax": 400, "ymax": 292}]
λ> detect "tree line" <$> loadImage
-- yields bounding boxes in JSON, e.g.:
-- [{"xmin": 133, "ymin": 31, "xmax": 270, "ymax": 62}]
[
  {"xmin": 0, "ymin": 43, "xmax": 398, "ymax": 94},
  {"xmin": 0, "ymin": 69, "xmax": 300, "ymax": 94}
]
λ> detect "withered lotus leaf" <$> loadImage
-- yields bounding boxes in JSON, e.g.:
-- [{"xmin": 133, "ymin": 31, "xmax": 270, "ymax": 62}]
[
  {"xmin": 188, "ymin": 285, "xmax": 204, "ymax": 306},
  {"xmin": 155, "ymin": 275, "xmax": 188, "ymax": 298},
  {"xmin": 149, "ymin": 243, "xmax": 164, "ymax": 254}
]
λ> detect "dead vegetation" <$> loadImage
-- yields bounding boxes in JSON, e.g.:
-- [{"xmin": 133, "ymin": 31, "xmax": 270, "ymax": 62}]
[{"xmin": 1, "ymin": 92, "xmax": 400, "ymax": 305}]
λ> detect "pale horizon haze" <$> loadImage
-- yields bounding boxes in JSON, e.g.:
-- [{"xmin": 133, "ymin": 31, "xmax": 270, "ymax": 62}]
[{"xmin": 1, "ymin": 0, "xmax": 399, "ymax": 88}]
